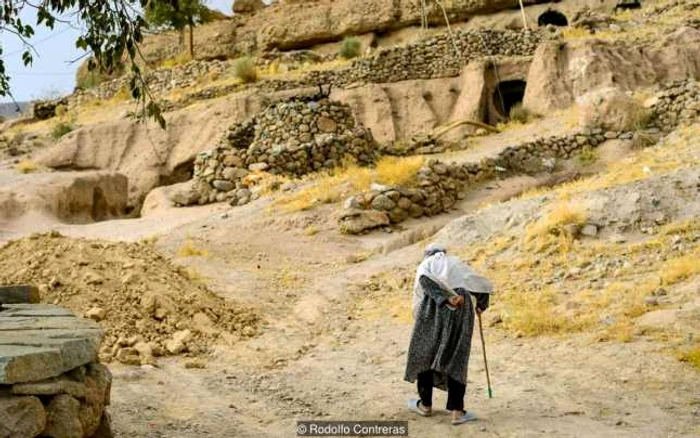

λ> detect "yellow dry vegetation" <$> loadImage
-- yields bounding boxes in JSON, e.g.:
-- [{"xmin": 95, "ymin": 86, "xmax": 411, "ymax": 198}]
[
  {"xmin": 660, "ymin": 252, "xmax": 700, "ymax": 286},
  {"xmin": 274, "ymin": 156, "xmax": 425, "ymax": 212},
  {"xmin": 15, "ymin": 160, "xmax": 39, "ymax": 174},
  {"xmin": 520, "ymin": 124, "xmax": 700, "ymax": 202},
  {"xmin": 451, "ymin": 215, "xmax": 700, "ymax": 349},
  {"xmin": 676, "ymin": 346, "xmax": 700, "ymax": 370},
  {"xmin": 523, "ymin": 202, "xmax": 588, "ymax": 254},
  {"xmin": 159, "ymin": 52, "xmax": 192, "ymax": 69},
  {"xmin": 177, "ymin": 238, "xmax": 209, "ymax": 258}
]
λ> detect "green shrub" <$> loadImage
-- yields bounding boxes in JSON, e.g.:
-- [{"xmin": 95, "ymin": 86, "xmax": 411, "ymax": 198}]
[
  {"xmin": 51, "ymin": 122, "xmax": 74, "ymax": 140},
  {"xmin": 339, "ymin": 37, "xmax": 362, "ymax": 59},
  {"xmin": 233, "ymin": 57, "xmax": 258, "ymax": 83},
  {"xmin": 509, "ymin": 104, "xmax": 532, "ymax": 123}
]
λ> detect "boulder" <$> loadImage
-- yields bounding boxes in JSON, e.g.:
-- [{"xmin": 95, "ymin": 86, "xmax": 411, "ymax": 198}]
[
  {"xmin": 233, "ymin": 0, "xmax": 266, "ymax": 14},
  {"xmin": 168, "ymin": 180, "xmax": 202, "ymax": 206},
  {"xmin": 338, "ymin": 209, "xmax": 390, "ymax": 234},
  {"xmin": 0, "ymin": 396, "xmax": 47, "ymax": 438},
  {"xmin": 165, "ymin": 329, "xmax": 193, "ymax": 355},
  {"xmin": 43, "ymin": 395, "xmax": 83, "ymax": 438},
  {"xmin": 578, "ymin": 88, "xmax": 651, "ymax": 132}
]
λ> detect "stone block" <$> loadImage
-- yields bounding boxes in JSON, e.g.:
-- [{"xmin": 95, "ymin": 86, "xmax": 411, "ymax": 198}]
[
  {"xmin": 44, "ymin": 395, "xmax": 83, "ymax": 438},
  {"xmin": 0, "ymin": 395, "xmax": 46, "ymax": 438},
  {"xmin": 0, "ymin": 305, "xmax": 103, "ymax": 384}
]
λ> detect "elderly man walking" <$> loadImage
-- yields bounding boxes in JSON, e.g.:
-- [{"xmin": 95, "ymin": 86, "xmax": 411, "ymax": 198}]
[{"xmin": 405, "ymin": 243, "xmax": 493, "ymax": 425}]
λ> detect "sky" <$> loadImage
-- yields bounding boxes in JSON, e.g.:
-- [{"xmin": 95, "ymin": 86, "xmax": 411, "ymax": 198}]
[{"xmin": 0, "ymin": 0, "xmax": 235, "ymax": 103}]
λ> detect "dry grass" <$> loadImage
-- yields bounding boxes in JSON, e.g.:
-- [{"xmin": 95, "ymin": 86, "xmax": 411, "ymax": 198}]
[
  {"xmin": 159, "ymin": 52, "xmax": 192, "ymax": 69},
  {"xmin": 675, "ymin": 345, "xmax": 700, "ymax": 370},
  {"xmin": 519, "ymin": 124, "xmax": 700, "ymax": 202},
  {"xmin": 177, "ymin": 239, "xmax": 209, "ymax": 258},
  {"xmin": 303, "ymin": 226, "xmax": 319, "ymax": 236},
  {"xmin": 660, "ymin": 253, "xmax": 700, "ymax": 286},
  {"xmin": 274, "ymin": 156, "xmax": 425, "ymax": 212},
  {"xmin": 15, "ymin": 160, "xmax": 39, "ymax": 174},
  {"xmin": 525, "ymin": 202, "xmax": 588, "ymax": 243},
  {"xmin": 499, "ymin": 288, "xmax": 576, "ymax": 337},
  {"xmin": 233, "ymin": 57, "xmax": 258, "ymax": 83}
]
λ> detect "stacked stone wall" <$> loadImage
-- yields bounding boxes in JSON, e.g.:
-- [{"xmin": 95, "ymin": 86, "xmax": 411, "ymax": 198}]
[
  {"xmin": 309, "ymin": 29, "xmax": 542, "ymax": 86},
  {"xmin": 339, "ymin": 81, "xmax": 700, "ymax": 233},
  {"xmin": 649, "ymin": 80, "xmax": 700, "ymax": 131},
  {"xmin": 0, "ymin": 303, "xmax": 112, "ymax": 438},
  {"xmin": 191, "ymin": 98, "xmax": 377, "ymax": 206},
  {"xmin": 339, "ymin": 129, "xmax": 636, "ymax": 234},
  {"xmin": 71, "ymin": 29, "xmax": 542, "ymax": 109}
]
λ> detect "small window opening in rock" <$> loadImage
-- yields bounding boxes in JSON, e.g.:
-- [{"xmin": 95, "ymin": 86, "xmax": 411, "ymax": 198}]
[
  {"xmin": 616, "ymin": 0, "xmax": 642, "ymax": 11},
  {"xmin": 538, "ymin": 9, "xmax": 568, "ymax": 27},
  {"xmin": 493, "ymin": 80, "xmax": 527, "ymax": 119}
]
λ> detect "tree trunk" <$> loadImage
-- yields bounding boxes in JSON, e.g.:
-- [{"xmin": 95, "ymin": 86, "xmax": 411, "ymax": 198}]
[
  {"xmin": 188, "ymin": 21, "xmax": 195, "ymax": 59},
  {"xmin": 178, "ymin": 28, "xmax": 185, "ymax": 49}
]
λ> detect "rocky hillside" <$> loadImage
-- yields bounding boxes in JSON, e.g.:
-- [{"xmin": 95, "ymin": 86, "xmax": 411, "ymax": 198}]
[{"xmin": 0, "ymin": 1, "xmax": 699, "ymax": 437}]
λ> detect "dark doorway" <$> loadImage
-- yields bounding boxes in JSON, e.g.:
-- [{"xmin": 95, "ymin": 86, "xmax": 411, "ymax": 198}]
[
  {"xmin": 616, "ymin": 0, "xmax": 641, "ymax": 11},
  {"xmin": 493, "ymin": 80, "xmax": 527, "ymax": 119},
  {"xmin": 91, "ymin": 187, "xmax": 109, "ymax": 221},
  {"xmin": 538, "ymin": 10, "xmax": 568, "ymax": 27}
]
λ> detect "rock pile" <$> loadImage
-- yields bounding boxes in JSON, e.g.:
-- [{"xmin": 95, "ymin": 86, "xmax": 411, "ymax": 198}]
[
  {"xmin": 191, "ymin": 98, "xmax": 377, "ymax": 206},
  {"xmin": 0, "ymin": 233, "xmax": 260, "ymax": 366},
  {"xmin": 31, "ymin": 97, "xmax": 69, "ymax": 121},
  {"xmin": 649, "ymin": 80, "xmax": 700, "ymax": 131},
  {"xmin": 0, "ymin": 304, "xmax": 112, "ymax": 438}
]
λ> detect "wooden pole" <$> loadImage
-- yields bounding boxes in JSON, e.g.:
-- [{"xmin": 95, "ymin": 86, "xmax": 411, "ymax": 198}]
[
  {"xmin": 477, "ymin": 312, "xmax": 493, "ymax": 399},
  {"xmin": 519, "ymin": 0, "xmax": 529, "ymax": 31}
]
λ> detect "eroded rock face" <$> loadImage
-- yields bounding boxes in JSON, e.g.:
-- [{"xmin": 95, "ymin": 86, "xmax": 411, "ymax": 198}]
[
  {"xmin": 257, "ymin": 0, "xmax": 532, "ymax": 50},
  {"xmin": 578, "ymin": 88, "xmax": 651, "ymax": 132},
  {"xmin": 524, "ymin": 26, "xmax": 700, "ymax": 114},
  {"xmin": 0, "ymin": 171, "xmax": 128, "ymax": 225}
]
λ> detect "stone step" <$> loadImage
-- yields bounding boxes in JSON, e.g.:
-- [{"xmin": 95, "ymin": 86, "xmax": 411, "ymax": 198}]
[{"xmin": 0, "ymin": 305, "xmax": 103, "ymax": 385}]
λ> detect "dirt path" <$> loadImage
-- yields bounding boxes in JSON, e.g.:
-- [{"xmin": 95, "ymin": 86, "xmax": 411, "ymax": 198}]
[
  {"xmin": 81, "ymin": 197, "xmax": 697, "ymax": 438},
  {"xmin": 1, "ymin": 159, "xmax": 697, "ymax": 437}
]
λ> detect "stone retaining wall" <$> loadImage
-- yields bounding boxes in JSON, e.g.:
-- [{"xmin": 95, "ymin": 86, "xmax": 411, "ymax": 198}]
[
  {"xmin": 71, "ymin": 28, "xmax": 542, "ymax": 109},
  {"xmin": 339, "ymin": 81, "xmax": 700, "ymax": 234},
  {"xmin": 649, "ymin": 79, "xmax": 700, "ymax": 131},
  {"xmin": 190, "ymin": 98, "xmax": 377, "ymax": 206},
  {"xmin": 0, "ymin": 304, "xmax": 112, "ymax": 438},
  {"xmin": 339, "ymin": 129, "xmax": 635, "ymax": 234},
  {"xmin": 308, "ymin": 28, "xmax": 542, "ymax": 87}
]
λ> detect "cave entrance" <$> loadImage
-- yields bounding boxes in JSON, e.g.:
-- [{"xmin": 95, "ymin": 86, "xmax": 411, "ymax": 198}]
[
  {"xmin": 158, "ymin": 159, "xmax": 195, "ymax": 187},
  {"xmin": 493, "ymin": 80, "xmax": 527, "ymax": 119},
  {"xmin": 538, "ymin": 10, "xmax": 569, "ymax": 27},
  {"xmin": 616, "ymin": 0, "xmax": 642, "ymax": 11}
]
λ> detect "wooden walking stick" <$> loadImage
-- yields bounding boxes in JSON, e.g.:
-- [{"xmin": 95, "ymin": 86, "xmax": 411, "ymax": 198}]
[{"xmin": 477, "ymin": 312, "xmax": 493, "ymax": 399}]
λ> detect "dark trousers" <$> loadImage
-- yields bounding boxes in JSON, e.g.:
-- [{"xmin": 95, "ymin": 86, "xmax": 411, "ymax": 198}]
[{"xmin": 417, "ymin": 370, "xmax": 466, "ymax": 412}]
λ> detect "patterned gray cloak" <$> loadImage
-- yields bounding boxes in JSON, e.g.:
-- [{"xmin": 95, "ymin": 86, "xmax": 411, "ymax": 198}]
[{"xmin": 404, "ymin": 276, "xmax": 476, "ymax": 390}]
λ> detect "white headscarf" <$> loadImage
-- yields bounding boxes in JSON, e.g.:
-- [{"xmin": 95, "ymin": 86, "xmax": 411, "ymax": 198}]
[{"xmin": 412, "ymin": 244, "xmax": 493, "ymax": 318}]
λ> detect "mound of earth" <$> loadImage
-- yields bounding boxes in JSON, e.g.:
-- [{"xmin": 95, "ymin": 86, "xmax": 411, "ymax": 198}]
[{"xmin": 0, "ymin": 233, "xmax": 259, "ymax": 365}]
